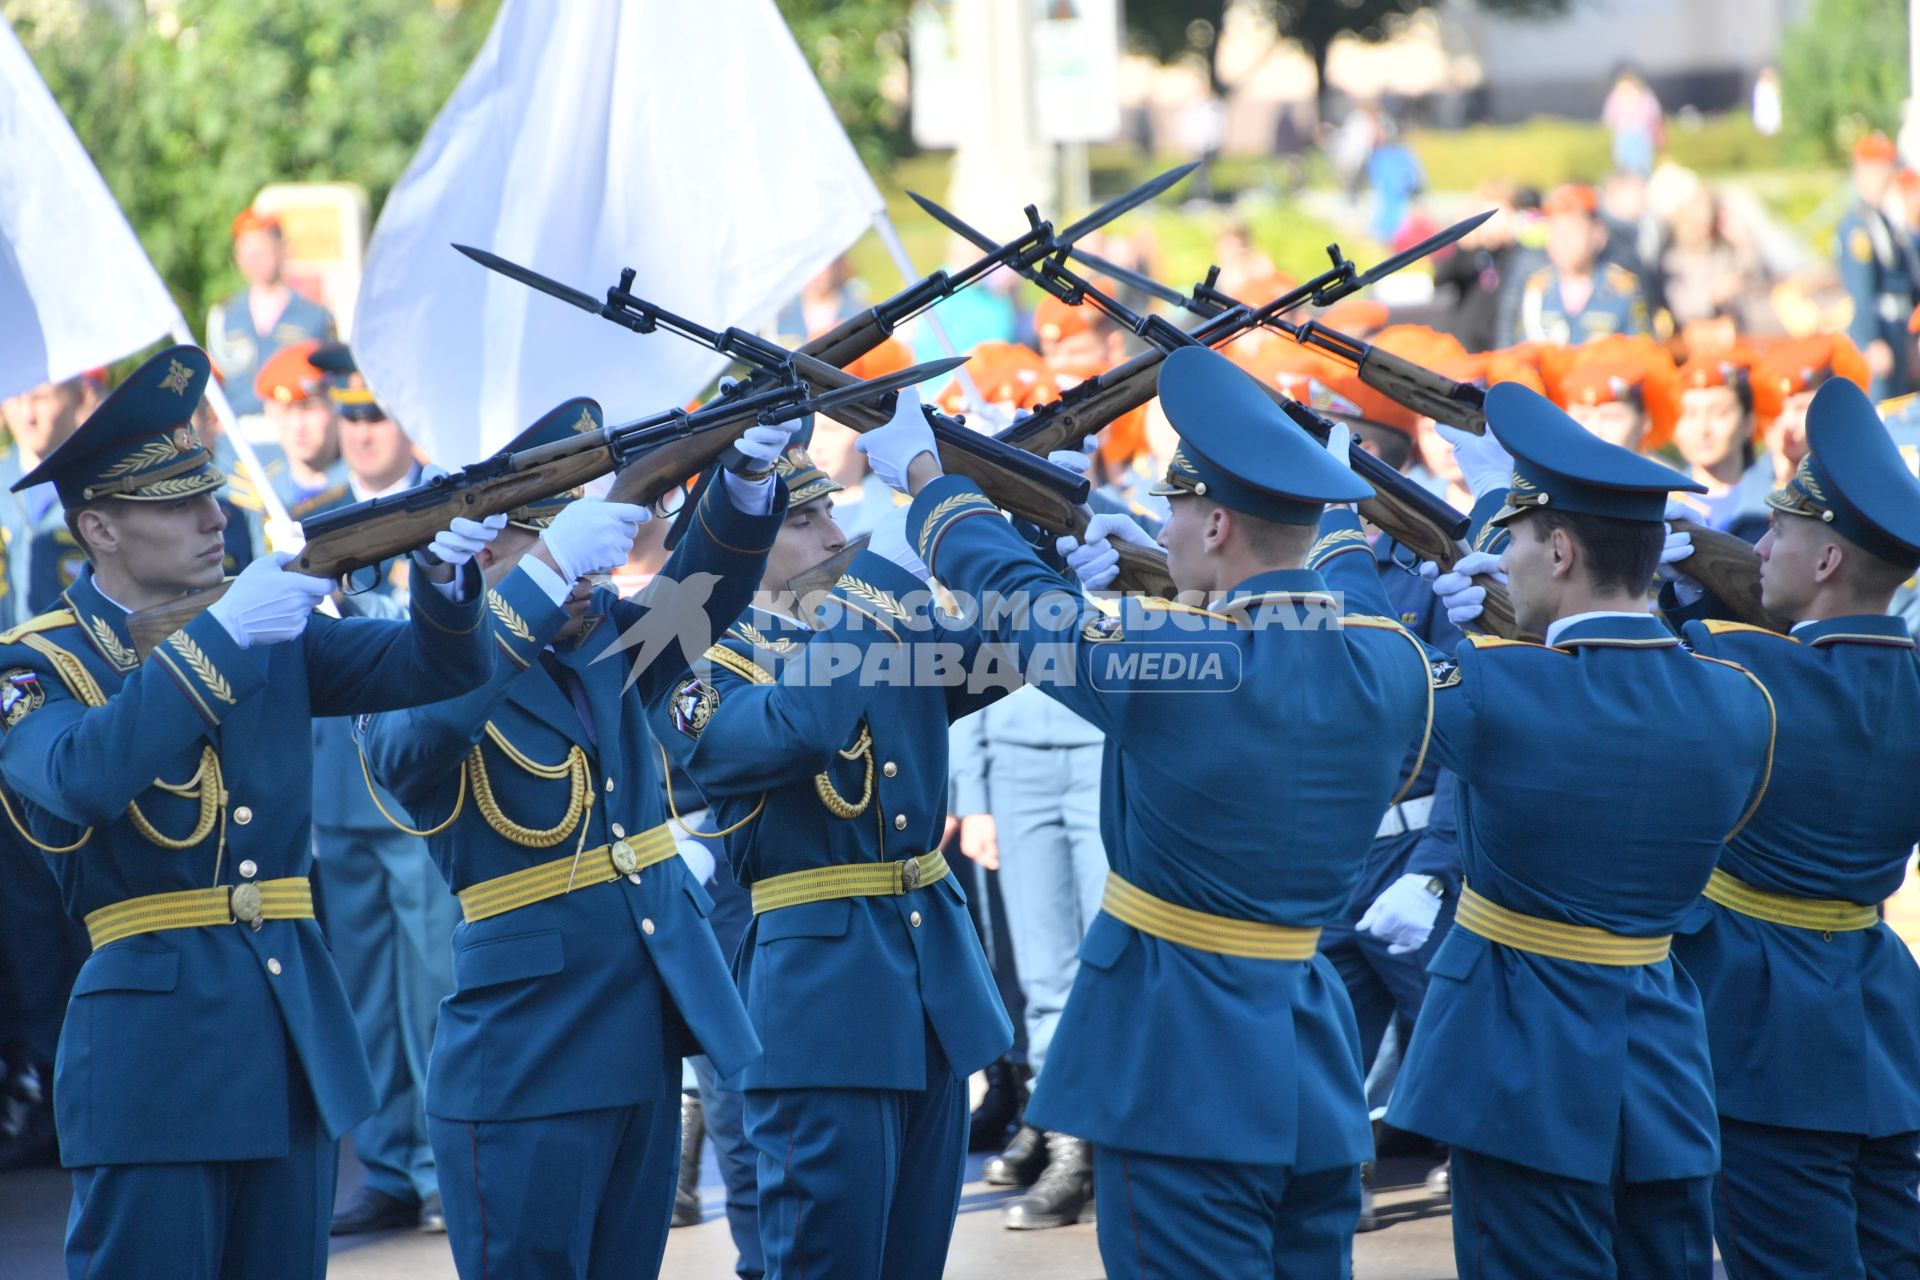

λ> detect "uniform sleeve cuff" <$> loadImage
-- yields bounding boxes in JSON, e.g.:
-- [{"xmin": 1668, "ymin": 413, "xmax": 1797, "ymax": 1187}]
[
  {"xmin": 488, "ymin": 564, "xmax": 573, "ymax": 670},
  {"xmin": 695, "ymin": 472, "xmax": 788, "ymax": 556},
  {"xmin": 150, "ymin": 611, "xmax": 268, "ymax": 728},
  {"xmin": 907, "ymin": 475, "xmax": 999, "ymax": 579}
]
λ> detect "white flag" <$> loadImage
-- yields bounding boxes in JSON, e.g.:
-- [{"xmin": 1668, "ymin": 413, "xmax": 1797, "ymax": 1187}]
[
  {"xmin": 0, "ymin": 16, "xmax": 180, "ymax": 399},
  {"xmin": 354, "ymin": 0, "xmax": 884, "ymax": 466}
]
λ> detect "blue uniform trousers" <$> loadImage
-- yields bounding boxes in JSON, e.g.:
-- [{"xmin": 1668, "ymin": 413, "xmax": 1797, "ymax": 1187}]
[
  {"xmin": 315, "ymin": 823, "xmax": 458, "ymax": 1203},
  {"xmin": 1091, "ymin": 1145, "xmax": 1359, "ymax": 1279},
  {"xmin": 430, "ymin": 1099, "xmax": 681, "ymax": 1280},
  {"xmin": 0, "ymin": 825, "xmax": 85, "ymax": 1066},
  {"xmin": 691, "ymin": 1054, "xmax": 763, "ymax": 1278},
  {"xmin": 1322, "ymin": 865, "xmax": 1457, "ymax": 1075},
  {"xmin": 1450, "ymin": 1149, "xmax": 1713, "ymax": 1280},
  {"xmin": 1715, "ymin": 1118, "xmax": 1920, "ymax": 1280},
  {"xmin": 985, "ymin": 739, "xmax": 1106, "ymax": 1077},
  {"xmin": 63, "ymin": 1057, "xmax": 336, "ymax": 1280},
  {"xmin": 745, "ymin": 1023, "xmax": 967, "ymax": 1280}
]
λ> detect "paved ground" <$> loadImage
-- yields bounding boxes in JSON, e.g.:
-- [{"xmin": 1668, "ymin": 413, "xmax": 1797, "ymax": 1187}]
[{"xmin": 0, "ymin": 1146, "xmax": 1460, "ymax": 1279}]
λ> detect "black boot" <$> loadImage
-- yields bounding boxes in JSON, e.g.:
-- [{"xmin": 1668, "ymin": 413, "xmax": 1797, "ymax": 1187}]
[
  {"xmin": 983, "ymin": 1124, "xmax": 1049, "ymax": 1187},
  {"xmin": 968, "ymin": 1058, "xmax": 1028, "ymax": 1152},
  {"xmin": 673, "ymin": 1092, "xmax": 704, "ymax": 1227},
  {"xmin": 1002, "ymin": 1132, "xmax": 1093, "ymax": 1229}
]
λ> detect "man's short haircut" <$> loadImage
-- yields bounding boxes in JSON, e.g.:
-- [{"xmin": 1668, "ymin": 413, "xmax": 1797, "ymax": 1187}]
[{"xmin": 1524, "ymin": 507, "xmax": 1663, "ymax": 596}]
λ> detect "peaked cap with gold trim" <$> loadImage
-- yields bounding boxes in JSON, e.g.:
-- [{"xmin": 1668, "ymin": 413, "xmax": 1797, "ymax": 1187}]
[
  {"xmin": 15, "ymin": 345, "xmax": 224, "ymax": 506},
  {"xmin": 1767, "ymin": 377, "xmax": 1920, "ymax": 567},
  {"xmin": 1485, "ymin": 382, "xmax": 1702, "ymax": 527},
  {"xmin": 494, "ymin": 397, "xmax": 604, "ymax": 530},
  {"xmin": 773, "ymin": 444, "xmax": 842, "ymax": 507}
]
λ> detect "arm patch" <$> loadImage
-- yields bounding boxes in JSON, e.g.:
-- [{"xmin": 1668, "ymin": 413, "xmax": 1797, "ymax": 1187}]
[{"xmin": 1, "ymin": 669, "xmax": 44, "ymax": 729}]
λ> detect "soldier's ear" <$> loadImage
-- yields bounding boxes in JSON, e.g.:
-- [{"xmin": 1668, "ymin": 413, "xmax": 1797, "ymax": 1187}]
[
  {"xmin": 72, "ymin": 506, "xmax": 115, "ymax": 559},
  {"xmin": 1549, "ymin": 525, "xmax": 1575, "ymax": 578}
]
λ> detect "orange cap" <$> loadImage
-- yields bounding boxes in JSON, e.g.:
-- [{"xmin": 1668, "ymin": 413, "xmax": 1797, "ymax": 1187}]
[
  {"xmin": 1096, "ymin": 403, "xmax": 1151, "ymax": 471},
  {"xmin": 1225, "ymin": 333, "xmax": 1345, "ymax": 397},
  {"xmin": 1909, "ymin": 302, "xmax": 1920, "ymax": 335},
  {"xmin": 1481, "ymin": 352, "xmax": 1548, "ymax": 397},
  {"xmin": 1371, "ymin": 324, "xmax": 1470, "ymax": 370},
  {"xmin": 841, "ymin": 337, "xmax": 913, "ymax": 383},
  {"xmin": 1555, "ymin": 336, "xmax": 1680, "ymax": 450},
  {"xmin": 1751, "ymin": 334, "xmax": 1871, "ymax": 423},
  {"xmin": 231, "ymin": 207, "xmax": 282, "ymax": 241},
  {"xmin": 1855, "ymin": 132, "xmax": 1899, "ymax": 165},
  {"xmin": 1677, "ymin": 348, "xmax": 1755, "ymax": 393},
  {"xmin": 937, "ymin": 341, "xmax": 1057, "ymax": 414},
  {"xmin": 1317, "ymin": 298, "xmax": 1390, "ymax": 336},
  {"xmin": 1233, "ymin": 271, "xmax": 1300, "ymax": 306},
  {"xmin": 253, "ymin": 339, "xmax": 326, "ymax": 405},
  {"xmin": 1306, "ymin": 368, "xmax": 1419, "ymax": 437},
  {"xmin": 1034, "ymin": 281, "xmax": 1117, "ymax": 345},
  {"xmin": 1543, "ymin": 184, "xmax": 1599, "ymax": 217}
]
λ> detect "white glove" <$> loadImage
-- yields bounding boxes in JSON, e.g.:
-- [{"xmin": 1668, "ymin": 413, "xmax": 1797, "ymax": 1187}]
[
  {"xmin": 207, "ymin": 551, "xmax": 332, "ymax": 649},
  {"xmin": 1436, "ymin": 424, "xmax": 1514, "ymax": 503},
  {"xmin": 1047, "ymin": 448, "xmax": 1092, "ymax": 477},
  {"xmin": 866, "ymin": 504, "xmax": 930, "ymax": 579},
  {"xmin": 1357, "ymin": 873, "xmax": 1444, "ymax": 955},
  {"xmin": 423, "ymin": 513, "xmax": 507, "ymax": 567},
  {"xmin": 1418, "ymin": 551, "xmax": 1506, "ymax": 627},
  {"xmin": 263, "ymin": 516, "xmax": 306, "ymax": 557},
  {"xmin": 856, "ymin": 388, "xmax": 938, "ymax": 492},
  {"xmin": 1322, "ymin": 421, "xmax": 1358, "ymax": 510},
  {"xmin": 538, "ymin": 499, "xmax": 651, "ymax": 583},
  {"xmin": 1661, "ymin": 500, "xmax": 1705, "ymax": 603},
  {"xmin": 1055, "ymin": 513, "xmax": 1156, "ymax": 591}
]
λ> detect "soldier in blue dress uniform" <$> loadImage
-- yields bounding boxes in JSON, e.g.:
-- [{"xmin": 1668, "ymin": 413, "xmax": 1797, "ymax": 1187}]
[
  {"xmin": 0, "ymin": 345, "xmax": 494, "ymax": 1279},
  {"xmin": 205, "ymin": 210, "xmax": 335, "ymax": 418},
  {"xmin": 360, "ymin": 400, "xmax": 800, "ymax": 1279},
  {"xmin": 1351, "ymin": 384, "xmax": 1777, "ymax": 1279},
  {"xmin": 649, "ymin": 428, "xmax": 1014, "ymax": 1280},
  {"xmin": 1511, "ymin": 185, "xmax": 1653, "ymax": 346},
  {"xmin": 858, "ymin": 349, "xmax": 1432, "ymax": 1277},
  {"xmin": 1660, "ymin": 377, "xmax": 1920, "ymax": 1279},
  {"xmin": 1836, "ymin": 134, "xmax": 1915, "ymax": 399}
]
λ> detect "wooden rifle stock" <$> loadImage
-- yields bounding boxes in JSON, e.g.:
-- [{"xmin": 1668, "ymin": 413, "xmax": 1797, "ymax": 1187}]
[{"xmin": 1669, "ymin": 520, "xmax": 1781, "ymax": 629}]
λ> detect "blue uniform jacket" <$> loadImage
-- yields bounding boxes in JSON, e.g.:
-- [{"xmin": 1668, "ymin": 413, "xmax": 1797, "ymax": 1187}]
[
  {"xmin": 1514, "ymin": 262, "xmax": 1651, "ymax": 346},
  {"xmin": 361, "ymin": 481, "xmax": 782, "ymax": 1123},
  {"xmin": 1675, "ymin": 614, "xmax": 1920, "ymax": 1137},
  {"xmin": 650, "ymin": 552, "xmax": 1013, "ymax": 1094},
  {"xmin": 1838, "ymin": 200, "xmax": 1916, "ymax": 376},
  {"xmin": 205, "ymin": 289, "xmax": 335, "ymax": 417},
  {"xmin": 911, "ymin": 477, "xmax": 1431, "ymax": 1169},
  {"xmin": 1317, "ymin": 504, "xmax": 1776, "ymax": 1183},
  {"xmin": 0, "ymin": 563, "xmax": 489, "ymax": 1167}
]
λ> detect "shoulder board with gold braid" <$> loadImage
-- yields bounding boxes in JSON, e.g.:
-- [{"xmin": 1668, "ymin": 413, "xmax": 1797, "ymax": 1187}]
[
  {"xmin": 1604, "ymin": 262, "xmax": 1640, "ymax": 291},
  {"xmin": 1137, "ymin": 598, "xmax": 1236, "ymax": 623},
  {"xmin": 1463, "ymin": 633, "xmax": 1559, "ymax": 652},
  {"xmin": 0, "ymin": 610, "xmax": 77, "ymax": 646},
  {"xmin": 1700, "ymin": 619, "xmax": 1795, "ymax": 642},
  {"xmin": 704, "ymin": 643, "xmax": 775, "ymax": 686}
]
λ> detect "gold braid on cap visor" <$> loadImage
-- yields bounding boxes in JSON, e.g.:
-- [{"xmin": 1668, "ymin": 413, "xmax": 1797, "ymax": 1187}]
[
  {"xmin": 1765, "ymin": 454, "xmax": 1833, "ymax": 522},
  {"xmin": 1500, "ymin": 469, "xmax": 1550, "ymax": 514},
  {"xmin": 1150, "ymin": 445, "xmax": 1207, "ymax": 497}
]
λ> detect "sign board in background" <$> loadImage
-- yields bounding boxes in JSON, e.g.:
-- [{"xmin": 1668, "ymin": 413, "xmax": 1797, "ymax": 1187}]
[{"xmin": 909, "ymin": 0, "xmax": 1120, "ymax": 149}]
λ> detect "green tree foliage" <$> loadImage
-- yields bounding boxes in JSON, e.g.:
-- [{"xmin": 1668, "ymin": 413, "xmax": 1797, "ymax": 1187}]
[
  {"xmin": 1778, "ymin": 0, "xmax": 1908, "ymax": 162},
  {"xmin": 773, "ymin": 0, "xmax": 911, "ymax": 171},
  {"xmin": 11, "ymin": 0, "xmax": 500, "ymax": 336}
]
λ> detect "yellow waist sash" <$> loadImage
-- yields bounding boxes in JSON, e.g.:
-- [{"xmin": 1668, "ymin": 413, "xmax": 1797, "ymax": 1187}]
[
  {"xmin": 1455, "ymin": 886, "xmax": 1670, "ymax": 965},
  {"xmin": 458, "ymin": 824, "xmax": 677, "ymax": 924},
  {"xmin": 1100, "ymin": 872, "xmax": 1321, "ymax": 960},
  {"xmin": 1702, "ymin": 867, "xmax": 1878, "ymax": 933},
  {"xmin": 86, "ymin": 877, "xmax": 313, "ymax": 951},
  {"xmin": 751, "ymin": 851, "xmax": 949, "ymax": 915}
]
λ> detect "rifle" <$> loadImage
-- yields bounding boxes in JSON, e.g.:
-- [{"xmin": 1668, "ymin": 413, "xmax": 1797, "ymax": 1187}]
[
  {"xmin": 909, "ymin": 194, "xmax": 1496, "ymax": 610},
  {"xmin": 123, "ymin": 357, "xmax": 963, "ymax": 657},
  {"xmin": 451, "ymin": 250, "xmax": 1161, "ymax": 591}
]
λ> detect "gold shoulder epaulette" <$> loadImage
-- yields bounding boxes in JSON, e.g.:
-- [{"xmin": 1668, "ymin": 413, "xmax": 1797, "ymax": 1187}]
[
  {"xmin": 1524, "ymin": 266, "xmax": 1552, "ymax": 289},
  {"xmin": 1464, "ymin": 633, "xmax": 1553, "ymax": 651},
  {"xmin": 704, "ymin": 642, "xmax": 774, "ymax": 686},
  {"xmin": 1339, "ymin": 615, "xmax": 1409, "ymax": 633},
  {"xmin": 1700, "ymin": 619, "xmax": 1793, "ymax": 641},
  {"xmin": 1605, "ymin": 262, "xmax": 1640, "ymax": 289},
  {"xmin": 1138, "ymin": 598, "xmax": 1235, "ymax": 623},
  {"xmin": 0, "ymin": 610, "xmax": 76, "ymax": 646}
]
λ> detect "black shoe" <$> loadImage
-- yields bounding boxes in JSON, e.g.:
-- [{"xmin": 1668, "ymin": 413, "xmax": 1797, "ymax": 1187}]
[
  {"xmin": 1002, "ymin": 1133, "xmax": 1093, "ymax": 1229},
  {"xmin": 969, "ymin": 1059, "xmax": 1029, "ymax": 1152},
  {"xmin": 331, "ymin": 1188, "xmax": 420, "ymax": 1236},
  {"xmin": 417, "ymin": 1191, "xmax": 446, "ymax": 1233},
  {"xmin": 983, "ymin": 1124, "xmax": 1049, "ymax": 1188},
  {"xmin": 673, "ymin": 1092, "xmax": 704, "ymax": 1228}
]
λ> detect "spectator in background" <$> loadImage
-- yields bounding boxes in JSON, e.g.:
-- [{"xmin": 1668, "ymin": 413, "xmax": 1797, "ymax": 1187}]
[
  {"xmin": 1212, "ymin": 219, "xmax": 1280, "ymax": 303},
  {"xmin": 1668, "ymin": 353, "xmax": 1772, "ymax": 543},
  {"xmin": 206, "ymin": 210, "xmax": 335, "ymax": 418},
  {"xmin": 1660, "ymin": 184, "xmax": 1762, "ymax": 329},
  {"xmin": 1599, "ymin": 169, "xmax": 1665, "ymax": 310},
  {"xmin": 1837, "ymin": 133, "xmax": 1916, "ymax": 399},
  {"xmin": 1601, "ymin": 65, "xmax": 1664, "ymax": 177},
  {"xmin": 1329, "ymin": 100, "xmax": 1382, "ymax": 205},
  {"xmin": 774, "ymin": 254, "xmax": 867, "ymax": 347},
  {"xmin": 1509, "ymin": 185, "xmax": 1652, "ymax": 346},
  {"xmin": 1366, "ymin": 121, "xmax": 1426, "ymax": 245}
]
